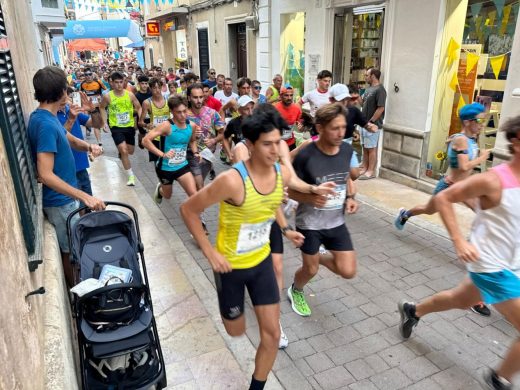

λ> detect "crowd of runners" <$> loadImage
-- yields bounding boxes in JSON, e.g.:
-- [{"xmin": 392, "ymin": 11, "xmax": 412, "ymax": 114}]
[{"xmin": 27, "ymin": 53, "xmax": 520, "ymax": 390}]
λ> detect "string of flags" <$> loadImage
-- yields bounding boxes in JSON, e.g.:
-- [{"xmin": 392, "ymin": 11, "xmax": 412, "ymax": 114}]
[
  {"xmin": 465, "ymin": 0, "xmax": 519, "ymax": 40},
  {"xmin": 65, "ymin": 0, "xmax": 179, "ymax": 11}
]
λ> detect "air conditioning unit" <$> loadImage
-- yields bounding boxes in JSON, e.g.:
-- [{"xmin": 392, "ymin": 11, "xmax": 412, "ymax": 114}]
[{"xmin": 245, "ymin": 15, "xmax": 258, "ymax": 30}]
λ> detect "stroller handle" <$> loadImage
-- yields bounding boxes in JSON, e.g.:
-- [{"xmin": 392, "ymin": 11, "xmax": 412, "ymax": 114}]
[{"xmin": 66, "ymin": 201, "xmax": 142, "ymax": 259}]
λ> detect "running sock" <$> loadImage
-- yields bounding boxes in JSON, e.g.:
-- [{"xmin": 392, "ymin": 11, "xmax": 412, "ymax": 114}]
[
  {"xmin": 249, "ymin": 376, "xmax": 266, "ymax": 390},
  {"xmin": 126, "ymin": 168, "xmax": 134, "ymax": 177},
  {"xmin": 292, "ymin": 283, "xmax": 304, "ymax": 293}
]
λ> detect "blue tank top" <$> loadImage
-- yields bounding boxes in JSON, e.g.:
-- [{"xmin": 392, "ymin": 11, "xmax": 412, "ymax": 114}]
[
  {"xmin": 447, "ymin": 133, "xmax": 478, "ymax": 169},
  {"xmin": 158, "ymin": 121, "xmax": 192, "ymax": 171}
]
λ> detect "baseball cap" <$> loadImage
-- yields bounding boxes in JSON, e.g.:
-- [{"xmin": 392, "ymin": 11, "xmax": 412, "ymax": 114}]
[
  {"xmin": 459, "ymin": 102, "xmax": 485, "ymax": 120},
  {"xmin": 329, "ymin": 83, "xmax": 351, "ymax": 101},
  {"xmin": 280, "ymin": 85, "xmax": 294, "ymax": 94},
  {"xmin": 238, "ymin": 95, "xmax": 254, "ymax": 107}
]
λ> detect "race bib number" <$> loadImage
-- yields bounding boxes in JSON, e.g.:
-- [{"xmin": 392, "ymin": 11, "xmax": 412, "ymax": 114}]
[
  {"xmin": 153, "ymin": 115, "xmax": 168, "ymax": 126},
  {"xmin": 236, "ymin": 219, "xmax": 273, "ymax": 254},
  {"xmin": 315, "ymin": 184, "xmax": 347, "ymax": 211},
  {"xmin": 168, "ymin": 148, "xmax": 187, "ymax": 165},
  {"xmin": 282, "ymin": 127, "xmax": 293, "ymax": 140},
  {"xmin": 116, "ymin": 112, "xmax": 130, "ymax": 125},
  {"xmin": 91, "ymin": 96, "xmax": 99, "ymax": 104}
]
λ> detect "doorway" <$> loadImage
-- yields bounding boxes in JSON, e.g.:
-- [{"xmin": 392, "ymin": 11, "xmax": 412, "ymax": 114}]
[
  {"xmin": 197, "ymin": 28, "xmax": 210, "ymax": 78},
  {"xmin": 228, "ymin": 22, "xmax": 247, "ymax": 80}
]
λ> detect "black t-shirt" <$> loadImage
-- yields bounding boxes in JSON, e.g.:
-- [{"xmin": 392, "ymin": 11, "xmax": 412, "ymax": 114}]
[
  {"xmin": 135, "ymin": 91, "xmax": 152, "ymax": 105},
  {"xmin": 346, "ymin": 106, "xmax": 368, "ymax": 139},
  {"xmin": 224, "ymin": 116, "xmax": 244, "ymax": 143},
  {"xmin": 293, "ymin": 141, "xmax": 354, "ymax": 230}
]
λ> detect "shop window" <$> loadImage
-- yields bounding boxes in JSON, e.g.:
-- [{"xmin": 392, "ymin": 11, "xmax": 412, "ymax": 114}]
[
  {"xmin": 280, "ymin": 12, "xmax": 305, "ymax": 100},
  {"xmin": 0, "ymin": 5, "xmax": 43, "ymax": 270},
  {"xmin": 427, "ymin": 0, "xmax": 518, "ymax": 179}
]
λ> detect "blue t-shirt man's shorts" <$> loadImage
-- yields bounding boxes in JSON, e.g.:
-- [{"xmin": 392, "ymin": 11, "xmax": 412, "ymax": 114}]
[{"xmin": 28, "ymin": 108, "xmax": 80, "ymax": 252}]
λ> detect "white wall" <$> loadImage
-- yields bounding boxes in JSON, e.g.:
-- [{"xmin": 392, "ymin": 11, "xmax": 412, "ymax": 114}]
[{"xmin": 383, "ymin": 0, "xmax": 444, "ymax": 132}]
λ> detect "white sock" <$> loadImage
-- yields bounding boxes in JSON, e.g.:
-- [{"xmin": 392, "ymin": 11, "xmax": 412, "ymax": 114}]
[{"xmin": 126, "ymin": 168, "xmax": 134, "ymax": 177}]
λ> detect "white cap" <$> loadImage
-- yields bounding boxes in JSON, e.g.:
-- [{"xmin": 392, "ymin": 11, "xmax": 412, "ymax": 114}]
[
  {"xmin": 238, "ymin": 95, "xmax": 254, "ymax": 107},
  {"xmin": 329, "ymin": 83, "xmax": 351, "ymax": 101}
]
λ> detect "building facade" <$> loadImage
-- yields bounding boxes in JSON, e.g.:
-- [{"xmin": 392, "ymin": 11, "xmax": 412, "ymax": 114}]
[
  {"xmin": 31, "ymin": 0, "xmax": 68, "ymax": 66},
  {"xmin": 258, "ymin": 0, "xmax": 520, "ymax": 190}
]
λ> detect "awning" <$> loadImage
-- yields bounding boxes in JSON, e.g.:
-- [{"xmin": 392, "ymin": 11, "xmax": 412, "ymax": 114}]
[{"xmin": 67, "ymin": 38, "xmax": 107, "ymax": 52}]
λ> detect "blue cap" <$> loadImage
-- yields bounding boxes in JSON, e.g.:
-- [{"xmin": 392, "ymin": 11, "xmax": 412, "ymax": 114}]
[{"xmin": 459, "ymin": 102, "xmax": 485, "ymax": 120}]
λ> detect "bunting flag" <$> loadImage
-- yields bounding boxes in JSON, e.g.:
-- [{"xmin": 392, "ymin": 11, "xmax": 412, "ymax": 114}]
[
  {"xmin": 485, "ymin": 10, "xmax": 496, "ymax": 30},
  {"xmin": 456, "ymin": 95, "xmax": 466, "ymax": 116},
  {"xmin": 449, "ymin": 72, "xmax": 458, "ymax": 91},
  {"xmin": 446, "ymin": 38, "xmax": 460, "ymax": 66},
  {"xmin": 493, "ymin": 0, "xmax": 506, "ymax": 20},
  {"xmin": 490, "ymin": 54, "xmax": 506, "ymax": 79},
  {"xmin": 500, "ymin": 4, "xmax": 512, "ymax": 35},
  {"xmin": 470, "ymin": 2, "xmax": 483, "ymax": 21},
  {"xmin": 466, "ymin": 52, "xmax": 480, "ymax": 76}
]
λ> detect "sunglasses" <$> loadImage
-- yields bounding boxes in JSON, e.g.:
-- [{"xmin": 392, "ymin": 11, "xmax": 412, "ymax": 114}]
[
  {"xmin": 209, "ymin": 72, "xmax": 216, "ymax": 75},
  {"xmin": 470, "ymin": 118, "xmax": 486, "ymax": 124},
  {"xmin": 85, "ymin": 73, "xmax": 93, "ymax": 76},
  {"xmin": 254, "ymin": 86, "xmax": 262, "ymax": 90}
]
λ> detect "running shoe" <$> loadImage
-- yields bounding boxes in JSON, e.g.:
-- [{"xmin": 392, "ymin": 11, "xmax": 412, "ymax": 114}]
[
  {"xmin": 287, "ymin": 285, "xmax": 311, "ymax": 317},
  {"xmin": 397, "ymin": 299, "xmax": 420, "ymax": 339},
  {"xmin": 86, "ymin": 128, "xmax": 91, "ymax": 136},
  {"xmin": 484, "ymin": 370, "xmax": 512, "ymax": 390},
  {"xmin": 126, "ymin": 175, "xmax": 136, "ymax": 186},
  {"xmin": 209, "ymin": 169, "xmax": 216, "ymax": 181},
  {"xmin": 319, "ymin": 245, "xmax": 330, "ymax": 256},
  {"xmin": 153, "ymin": 183, "xmax": 163, "ymax": 204},
  {"xmin": 394, "ymin": 208, "xmax": 410, "ymax": 230},
  {"xmin": 471, "ymin": 303, "xmax": 491, "ymax": 317},
  {"xmin": 279, "ymin": 321, "xmax": 288, "ymax": 349}
]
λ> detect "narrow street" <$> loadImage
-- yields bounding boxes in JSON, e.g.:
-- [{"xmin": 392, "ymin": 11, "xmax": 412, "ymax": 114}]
[{"xmin": 90, "ymin": 132, "xmax": 517, "ymax": 389}]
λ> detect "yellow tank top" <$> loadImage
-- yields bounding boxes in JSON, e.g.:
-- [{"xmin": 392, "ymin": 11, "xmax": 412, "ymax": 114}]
[
  {"xmin": 149, "ymin": 97, "xmax": 170, "ymax": 141},
  {"xmin": 268, "ymin": 85, "xmax": 280, "ymax": 103},
  {"xmin": 216, "ymin": 161, "xmax": 283, "ymax": 269},
  {"xmin": 108, "ymin": 90, "xmax": 134, "ymax": 128}
]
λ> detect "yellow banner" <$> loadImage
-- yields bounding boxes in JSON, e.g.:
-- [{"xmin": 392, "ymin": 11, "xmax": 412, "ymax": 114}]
[
  {"xmin": 466, "ymin": 52, "xmax": 480, "ymax": 76},
  {"xmin": 449, "ymin": 72, "xmax": 458, "ymax": 91},
  {"xmin": 456, "ymin": 95, "xmax": 466, "ymax": 117},
  {"xmin": 500, "ymin": 4, "xmax": 512, "ymax": 35},
  {"xmin": 447, "ymin": 38, "xmax": 460, "ymax": 66},
  {"xmin": 490, "ymin": 54, "xmax": 505, "ymax": 79}
]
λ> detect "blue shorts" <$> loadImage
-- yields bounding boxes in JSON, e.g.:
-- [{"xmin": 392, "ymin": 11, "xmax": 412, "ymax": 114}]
[
  {"xmin": 76, "ymin": 169, "xmax": 92, "ymax": 208},
  {"xmin": 469, "ymin": 270, "xmax": 520, "ymax": 305},
  {"xmin": 43, "ymin": 200, "xmax": 80, "ymax": 253},
  {"xmin": 433, "ymin": 176, "xmax": 450, "ymax": 195},
  {"xmin": 361, "ymin": 128, "xmax": 381, "ymax": 149}
]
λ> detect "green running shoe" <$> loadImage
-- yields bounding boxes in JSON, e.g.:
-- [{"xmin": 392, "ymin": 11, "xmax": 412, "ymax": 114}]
[{"xmin": 287, "ymin": 285, "xmax": 311, "ymax": 317}]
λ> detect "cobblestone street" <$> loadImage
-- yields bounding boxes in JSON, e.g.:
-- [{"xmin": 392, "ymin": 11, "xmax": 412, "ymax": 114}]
[{"xmin": 98, "ymin": 135, "xmax": 518, "ymax": 390}]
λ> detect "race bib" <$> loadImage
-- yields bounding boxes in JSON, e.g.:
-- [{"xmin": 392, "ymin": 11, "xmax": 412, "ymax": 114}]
[
  {"xmin": 315, "ymin": 184, "xmax": 347, "ymax": 211},
  {"xmin": 153, "ymin": 115, "xmax": 168, "ymax": 126},
  {"xmin": 282, "ymin": 127, "xmax": 293, "ymax": 140},
  {"xmin": 116, "ymin": 112, "xmax": 130, "ymax": 125},
  {"xmin": 200, "ymin": 147, "xmax": 216, "ymax": 163},
  {"xmin": 236, "ymin": 219, "xmax": 273, "ymax": 254},
  {"xmin": 168, "ymin": 148, "xmax": 187, "ymax": 165},
  {"xmin": 91, "ymin": 96, "xmax": 99, "ymax": 104}
]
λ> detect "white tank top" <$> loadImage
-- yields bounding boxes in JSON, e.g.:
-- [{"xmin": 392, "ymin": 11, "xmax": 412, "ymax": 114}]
[{"xmin": 467, "ymin": 164, "xmax": 520, "ymax": 274}]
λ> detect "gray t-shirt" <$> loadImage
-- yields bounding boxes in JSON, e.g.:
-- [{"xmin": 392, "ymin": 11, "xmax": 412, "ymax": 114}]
[
  {"xmin": 362, "ymin": 84, "xmax": 387, "ymax": 128},
  {"xmin": 293, "ymin": 142, "xmax": 354, "ymax": 230}
]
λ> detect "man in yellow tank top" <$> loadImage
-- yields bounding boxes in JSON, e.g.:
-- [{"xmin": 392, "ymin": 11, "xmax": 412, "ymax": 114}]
[
  {"xmin": 180, "ymin": 109, "xmax": 304, "ymax": 390},
  {"xmin": 99, "ymin": 71, "xmax": 141, "ymax": 186}
]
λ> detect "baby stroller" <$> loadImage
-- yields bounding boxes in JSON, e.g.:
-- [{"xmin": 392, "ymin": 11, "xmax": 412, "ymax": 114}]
[{"xmin": 67, "ymin": 202, "xmax": 166, "ymax": 390}]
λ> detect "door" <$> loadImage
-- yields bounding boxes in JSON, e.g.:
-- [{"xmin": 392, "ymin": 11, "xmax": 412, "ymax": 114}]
[
  {"xmin": 236, "ymin": 23, "xmax": 247, "ymax": 78},
  {"xmin": 197, "ymin": 28, "xmax": 210, "ymax": 78}
]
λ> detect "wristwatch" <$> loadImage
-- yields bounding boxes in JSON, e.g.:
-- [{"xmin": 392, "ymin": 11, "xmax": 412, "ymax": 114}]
[
  {"xmin": 345, "ymin": 194, "xmax": 356, "ymax": 200},
  {"xmin": 281, "ymin": 225, "xmax": 294, "ymax": 236}
]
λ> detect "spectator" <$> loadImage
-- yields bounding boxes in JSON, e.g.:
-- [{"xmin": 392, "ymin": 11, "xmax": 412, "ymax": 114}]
[{"xmin": 252, "ymin": 80, "xmax": 267, "ymax": 104}]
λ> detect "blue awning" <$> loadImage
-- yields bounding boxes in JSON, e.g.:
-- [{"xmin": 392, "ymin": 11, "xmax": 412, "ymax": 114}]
[{"xmin": 64, "ymin": 19, "xmax": 142, "ymax": 43}]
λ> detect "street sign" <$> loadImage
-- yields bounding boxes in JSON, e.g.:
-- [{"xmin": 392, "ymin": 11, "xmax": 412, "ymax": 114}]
[{"xmin": 146, "ymin": 22, "xmax": 160, "ymax": 37}]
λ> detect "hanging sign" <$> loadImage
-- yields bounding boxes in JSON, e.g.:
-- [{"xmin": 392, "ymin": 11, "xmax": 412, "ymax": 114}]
[
  {"xmin": 175, "ymin": 29, "xmax": 188, "ymax": 60},
  {"xmin": 146, "ymin": 21, "xmax": 160, "ymax": 37}
]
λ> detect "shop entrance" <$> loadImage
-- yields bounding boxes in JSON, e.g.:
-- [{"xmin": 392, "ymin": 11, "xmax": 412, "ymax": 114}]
[
  {"xmin": 426, "ymin": 0, "xmax": 519, "ymax": 178},
  {"xmin": 197, "ymin": 28, "xmax": 210, "ymax": 79},
  {"xmin": 228, "ymin": 22, "xmax": 247, "ymax": 80}
]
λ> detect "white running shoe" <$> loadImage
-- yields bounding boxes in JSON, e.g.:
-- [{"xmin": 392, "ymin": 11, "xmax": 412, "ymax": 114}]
[
  {"xmin": 319, "ymin": 245, "xmax": 330, "ymax": 255},
  {"xmin": 153, "ymin": 183, "xmax": 163, "ymax": 204},
  {"xmin": 279, "ymin": 321, "xmax": 288, "ymax": 349},
  {"xmin": 126, "ymin": 175, "xmax": 136, "ymax": 186}
]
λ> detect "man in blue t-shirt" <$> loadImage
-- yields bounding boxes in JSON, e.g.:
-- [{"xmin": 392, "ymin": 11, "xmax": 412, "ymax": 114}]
[
  {"xmin": 27, "ymin": 66, "xmax": 105, "ymax": 286},
  {"xmin": 57, "ymin": 88, "xmax": 105, "ymax": 206}
]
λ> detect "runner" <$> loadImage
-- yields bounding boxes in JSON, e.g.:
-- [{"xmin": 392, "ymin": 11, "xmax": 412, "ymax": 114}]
[
  {"xmin": 398, "ymin": 115, "xmax": 520, "ymax": 390},
  {"xmin": 287, "ymin": 103, "xmax": 360, "ymax": 317},
  {"xmin": 135, "ymin": 75, "xmax": 153, "ymax": 149},
  {"xmin": 180, "ymin": 108, "xmax": 303, "ymax": 390},
  {"xmin": 142, "ymin": 96, "xmax": 198, "ymax": 205},
  {"xmin": 139, "ymin": 77, "xmax": 170, "ymax": 163},
  {"xmin": 99, "ymin": 71, "xmax": 142, "ymax": 186},
  {"xmin": 394, "ymin": 102, "xmax": 491, "ymax": 316},
  {"xmin": 80, "ymin": 67, "xmax": 106, "ymax": 146}
]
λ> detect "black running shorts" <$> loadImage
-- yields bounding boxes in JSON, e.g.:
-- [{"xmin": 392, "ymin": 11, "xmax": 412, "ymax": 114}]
[
  {"xmin": 297, "ymin": 224, "xmax": 353, "ymax": 255},
  {"xmin": 214, "ymin": 255, "xmax": 280, "ymax": 320},
  {"xmin": 269, "ymin": 221, "xmax": 283, "ymax": 255},
  {"xmin": 110, "ymin": 126, "xmax": 136, "ymax": 146},
  {"xmin": 155, "ymin": 164, "xmax": 191, "ymax": 185}
]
